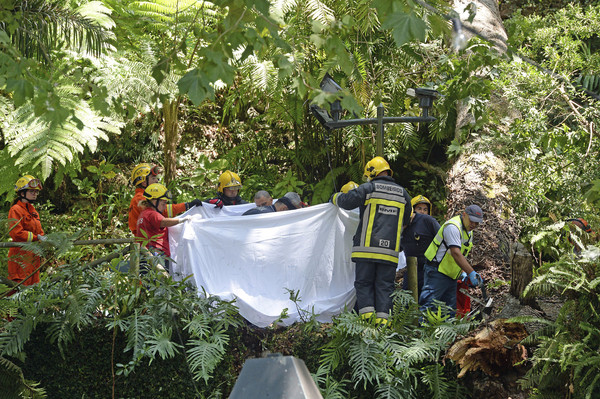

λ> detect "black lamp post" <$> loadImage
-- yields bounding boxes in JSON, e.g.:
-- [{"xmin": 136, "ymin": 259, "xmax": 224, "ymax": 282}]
[{"xmin": 311, "ymin": 74, "xmax": 439, "ymax": 156}]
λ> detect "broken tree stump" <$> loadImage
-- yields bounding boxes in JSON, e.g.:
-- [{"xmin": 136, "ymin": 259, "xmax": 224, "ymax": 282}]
[
  {"xmin": 510, "ymin": 242, "xmax": 535, "ymax": 306},
  {"xmin": 446, "ymin": 319, "xmax": 528, "ymax": 378}
]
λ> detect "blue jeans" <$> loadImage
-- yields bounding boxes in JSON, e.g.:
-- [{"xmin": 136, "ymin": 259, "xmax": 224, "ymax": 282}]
[{"xmin": 419, "ymin": 264, "xmax": 457, "ymax": 316}]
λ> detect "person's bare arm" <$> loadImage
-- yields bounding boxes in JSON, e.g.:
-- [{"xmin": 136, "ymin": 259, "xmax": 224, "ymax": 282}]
[{"xmin": 160, "ymin": 217, "xmax": 184, "ymax": 228}]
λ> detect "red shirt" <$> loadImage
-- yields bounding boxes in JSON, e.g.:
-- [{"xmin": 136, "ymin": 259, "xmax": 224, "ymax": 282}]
[
  {"xmin": 136, "ymin": 208, "xmax": 170, "ymax": 257},
  {"xmin": 128, "ymin": 187, "xmax": 186, "ymax": 235},
  {"xmin": 8, "ymin": 200, "xmax": 44, "ymax": 285}
]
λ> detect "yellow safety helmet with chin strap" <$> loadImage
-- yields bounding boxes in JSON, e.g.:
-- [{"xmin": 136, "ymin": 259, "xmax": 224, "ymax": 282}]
[
  {"xmin": 15, "ymin": 175, "xmax": 43, "ymax": 192},
  {"xmin": 131, "ymin": 163, "xmax": 163, "ymax": 186},
  {"xmin": 363, "ymin": 156, "xmax": 392, "ymax": 181},
  {"xmin": 143, "ymin": 183, "xmax": 172, "ymax": 201},
  {"xmin": 341, "ymin": 181, "xmax": 359, "ymax": 193},
  {"xmin": 218, "ymin": 170, "xmax": 242, "ymax": 193}
]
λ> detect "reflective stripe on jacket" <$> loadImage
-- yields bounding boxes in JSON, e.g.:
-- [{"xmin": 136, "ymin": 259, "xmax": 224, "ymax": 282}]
[
  {"xmin": 8, "ymin": 201, "xmax": 44, "ymax": 285},
  {"xmin": 424, "ymin": 215, "xmax": 473, "ymax": 279},
  {"xmin": 333, "ymin": 176, "xmax": 411, "ymax": 266}
]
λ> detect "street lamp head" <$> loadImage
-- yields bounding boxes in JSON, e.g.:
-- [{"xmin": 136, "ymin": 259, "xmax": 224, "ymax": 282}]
[
  {"xmin": 407, "ymin": 87, "xmax": 439, "ymax": 118},
  {"xmin": 321, "ymin": 73, "xmax": 343, "ymax": 122}
]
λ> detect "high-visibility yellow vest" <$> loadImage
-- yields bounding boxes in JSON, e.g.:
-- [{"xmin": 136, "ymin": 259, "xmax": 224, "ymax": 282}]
[{"xmin": 424, "ymin": 215, "xmax": 473, "ymax": 279}]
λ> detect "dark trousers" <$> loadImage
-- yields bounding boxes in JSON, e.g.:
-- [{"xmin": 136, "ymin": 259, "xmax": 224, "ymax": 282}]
[
  {"xmin": 355, "ymin": 260, "xmax": 397, "ymax": 319},
  {"xmin": 419, "ymin": 264, "xmax": 457, "ymax": 316}
]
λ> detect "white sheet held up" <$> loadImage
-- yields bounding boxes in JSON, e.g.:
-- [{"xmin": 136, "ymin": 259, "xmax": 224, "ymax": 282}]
[{"xmin": 168, "ymin": 203, "xmax": 359, "ymax": 327}]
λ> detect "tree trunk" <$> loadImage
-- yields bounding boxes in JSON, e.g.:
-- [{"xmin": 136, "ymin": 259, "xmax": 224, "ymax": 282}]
[
  {"xmin": 454, "ymin": 0, "xmax": 508, "ymax": 53},
  {"xmin": 448, "ymin": 1, "xmax": 520, "ymax": 282},
  {"xmin": 163, "ymin": 99, "xmax": 180, "ymax": 185},
  {"xmin": 510, "ymin": 242, "xmax": 535, "ymax": 305}
]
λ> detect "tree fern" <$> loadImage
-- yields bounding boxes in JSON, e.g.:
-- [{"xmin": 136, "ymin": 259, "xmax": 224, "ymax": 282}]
[
  {"xmin": 3, "ymin": 0, "xmax": 113, "ymax": 62},
  {"xmin": 518, "ymin": 253, "xmax": 600, "ymax": 398},
  {"xmin": 4, "ymin": 86, "xmax": 122, "ymax": 179}
]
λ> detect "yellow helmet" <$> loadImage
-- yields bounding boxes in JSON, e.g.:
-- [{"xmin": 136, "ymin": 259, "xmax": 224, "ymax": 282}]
[
  {"xmin": 131, "ymin": 163, "xmax": 162, "ymax": 186},
  {"xmin": 363, "ymin": 156, "xmax": 392, "ymax": 181},
  {"xmin": 218, "ymin": 170, "xmax": 242, "ymax": 193},
  {"xmin": 341, "ymin": 181, "xmax": 359, "ymax": 193},
  {"xmin": 15, "ymin": 175, "xmax": 43, "ymax": 191},
  {"xmin": 143, "ymin": 183, "xmax": 172, "ymax": 201},
  {"xmin": 411, "ymin": 195, "xmax": 431, "ymax": 208}
]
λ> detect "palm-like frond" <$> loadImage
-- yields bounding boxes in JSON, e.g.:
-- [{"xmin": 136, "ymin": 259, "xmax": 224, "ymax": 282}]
[
  {"xmin": 0, "ymin": 356, "xmax": 47, "ymax": 399},
  {"xmin": 146, "ymin": 326, "xmax": 184, "ymax": 361},
  {"xmin": 186, "ymin": 327, "xmax": 229, "ymax": 382},
  {"xmin": 129, "ymin": 0, "xmax": 218, "ymax": 24},
  {"xmin": 4, "ymin": 86, "xmax": 122, "ymax": 179},
  {"xmin": 3, "ymin": 0, "xmax": 113, "ymax": 63}
]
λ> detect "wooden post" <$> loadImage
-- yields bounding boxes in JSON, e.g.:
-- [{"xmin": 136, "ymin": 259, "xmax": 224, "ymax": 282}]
[
  {"xmin": 510, "ymin": 242, "xmax": 535, "ymax": 306},
  {"xmin": 406, "ymin": 256, "xmax": 419, "ymax": 302}
]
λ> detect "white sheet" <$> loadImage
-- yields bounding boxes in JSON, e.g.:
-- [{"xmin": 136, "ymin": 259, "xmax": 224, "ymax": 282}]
[{"xmin": 168, "ymin": 202, "xmax": 359, "ymax": 327}]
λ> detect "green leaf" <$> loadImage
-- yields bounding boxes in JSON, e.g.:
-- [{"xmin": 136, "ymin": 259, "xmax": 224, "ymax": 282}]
[
  {"xmin": 5, "ymin": 78, "xmax": 34, "ymax": 107},
  {"xmin": 178, "ymin": 69, "xmax": 212, "ymax": 105},
  {"xmin": 152, "ymin": 56, "xmax": 170, "ymax": 86},
  {"xmin": 382, "ymin": 12, "xmax": 427, "ymax": 47}
]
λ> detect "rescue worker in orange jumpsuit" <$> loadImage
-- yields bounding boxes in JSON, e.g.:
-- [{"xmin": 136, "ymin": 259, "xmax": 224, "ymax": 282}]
[
  {"xmin": 206, "ymin": 170, "xmax": 249, "ymax": 208},
  {"xmin": 8, "ymin": 175, "xmax": 46, "ymax": 286},
  {"xmin": 128, "ymin": 163, "xmax": 202, "ymax": 235}
]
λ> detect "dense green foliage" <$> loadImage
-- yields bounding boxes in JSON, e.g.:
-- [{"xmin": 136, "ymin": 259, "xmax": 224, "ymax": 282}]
[
  {"xmin": 516, "ymin": 251, "xmax": 600, "ymax": 399},
  {"xmin": 0, "ymin": 240, "xmax": 473, "ymax": 398},
  {"xmin": 2, "ymin": 0, "xmax": 600, "ymax": 397}
]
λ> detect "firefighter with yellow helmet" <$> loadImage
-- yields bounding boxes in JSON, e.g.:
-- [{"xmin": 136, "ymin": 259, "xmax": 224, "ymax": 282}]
[
  {"xmin": 135, "ymin": 183, "xmax": 192, "ymax": 273},
  {"xmin": 331, "ymin": 157, "xmax": 412, "ymax": 324},
  {"xmin": 128, "ymin": 163, "xmax": 202, "ymax": 235},
  {"xmin": 8, "ymin": 175, "xmax": 46, "ymax": 286},
  {"xmin": 399, "ymin": 194, "xmax": 440, "ymax": 296},
  {"xmin": 206, "ymin": 170, "xmax": 249, "ymax": 208}
]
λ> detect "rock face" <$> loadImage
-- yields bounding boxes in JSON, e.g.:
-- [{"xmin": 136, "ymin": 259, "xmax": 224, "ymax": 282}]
[{"xmin": 446, "ymin": 151, "xmax": 521, "ymax": 283}]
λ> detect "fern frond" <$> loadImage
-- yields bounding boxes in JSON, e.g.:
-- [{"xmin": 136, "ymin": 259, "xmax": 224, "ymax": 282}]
[
  {"xmin": 186, "ymin": 330, "xmax": 228, "ymax": 382},
  {"xmin": 124, "ymin": 311, "xmax": 154, "ymax": 358},
  {"xmin": 4, "ymin": 87, "xmax": 122, "ymax": 179},
  {"xmin": 305, "ymin": 0, "xmax": 335, "ymax": 24},
  {"xmin": 348, "ymin": 339, "xmax": 385, "ymax": 388},
  {"xmin": 0, "ymin": 356, "xmax": 47, "ymax": 399},
  {"xmin": 0, "ymin": 315, "xmax": 36, "ymax": 357},
  {"xmin": 146, "ymin": 326, "xmax": 183, "ymax": 362}
]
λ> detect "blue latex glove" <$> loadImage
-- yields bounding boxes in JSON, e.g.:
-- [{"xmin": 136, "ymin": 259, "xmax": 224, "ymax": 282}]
[
  {"xmin": 459, "ymin": 271, "xmax": 468, "ymax": 282},
  {"xmin": 468, "ymin": 271, "xmax": 483, "ymax": 287}
]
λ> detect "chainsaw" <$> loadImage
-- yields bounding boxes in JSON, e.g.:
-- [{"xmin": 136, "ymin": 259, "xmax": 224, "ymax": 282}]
[{"xmin": 459, "ymin": 278, "xmax": 493, "ymax": 320}]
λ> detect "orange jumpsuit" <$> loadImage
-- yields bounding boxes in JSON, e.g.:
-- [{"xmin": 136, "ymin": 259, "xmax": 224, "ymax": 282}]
[
  {"xmin": 8, "ymin": 201, "xmax": 44, "ymax": 285},
  {"xmin": 128, "ymin": 188, "xmax": 186, "ymax": 235}
]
